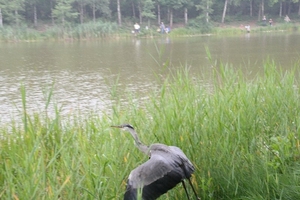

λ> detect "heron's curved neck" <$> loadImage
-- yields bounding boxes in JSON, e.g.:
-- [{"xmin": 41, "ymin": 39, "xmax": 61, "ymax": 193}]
[{"xmin": 128, "ymin": 129, "xmax": 149, "ymax": 155}]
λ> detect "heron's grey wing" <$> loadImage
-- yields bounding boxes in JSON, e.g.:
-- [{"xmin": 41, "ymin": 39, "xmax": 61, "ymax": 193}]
[
  {"xmin": 127, "ymin": 153, "xmax": 173, "ymax": 188},
  {"xmin": 169, "ymin": 146, "xmax": 195, "ymax": 178},
  {"xmin": 124, "ymin": 152, "xmax": 185, "ymax": 200}
]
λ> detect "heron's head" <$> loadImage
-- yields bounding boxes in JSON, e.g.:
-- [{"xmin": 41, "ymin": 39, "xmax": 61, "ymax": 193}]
[{"xmin": 111, "ymin": 124, "xmax": 135, "ymax": 131}]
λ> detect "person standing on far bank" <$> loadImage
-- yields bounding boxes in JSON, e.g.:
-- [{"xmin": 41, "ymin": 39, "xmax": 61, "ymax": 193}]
[
  {"xmin": 262, "ymin": 15, "xmax": 266, "ymax": 26},
  {"xmin": 269, "ymin": 19, "xmax": 273, "ymax": 26},
  {"xmin": 134, "ymin": 23, "xmax": 140, "ymax": 33},
  {"xmin": 160, "ymin": 22, "xmax": 165, "ymax": 34}
]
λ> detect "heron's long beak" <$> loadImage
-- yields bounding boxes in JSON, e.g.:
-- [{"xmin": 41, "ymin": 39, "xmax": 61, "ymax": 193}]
[{"xmin": 111, "ymin": 125, "xmax": 122, "ymax": 128}]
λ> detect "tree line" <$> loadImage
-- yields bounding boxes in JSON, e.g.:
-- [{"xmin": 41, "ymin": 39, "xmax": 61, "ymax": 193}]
[{"xmin": 0, "ymin": 0, "xmax": 299, "ymax": 29}]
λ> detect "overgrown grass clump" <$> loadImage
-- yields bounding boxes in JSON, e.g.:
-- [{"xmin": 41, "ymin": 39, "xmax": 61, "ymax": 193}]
[
  {"xmin": 0, "ymin": 63, "xmax": 299, "ymax": 199},
  {"xmin": 0, "ymin": 25, "xmax": 40, "ymax": 41},
  {"xmin": 43, "ymin": 21, "xmax": 120, "ymax": 40},
  {"xmin": 0, "ymin": 21, "xmax": 122, "ymax": 41}
]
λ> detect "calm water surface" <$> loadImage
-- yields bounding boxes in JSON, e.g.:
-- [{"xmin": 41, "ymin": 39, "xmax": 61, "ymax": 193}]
[{"xmin": 1, "ymin": 32, "xmax": 300, "ymax": 124}]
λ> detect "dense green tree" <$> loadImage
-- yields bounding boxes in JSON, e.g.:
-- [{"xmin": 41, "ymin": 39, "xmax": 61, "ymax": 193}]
[
  {"xmin": 166, "ymin": 0, "xmax": 187, "ymax": 27},
  {"xmin": 52, "ymin": 0, "xmax": 78, "ymax": 26},
  {"xmin": 26, "ymin": 0, "xmax": 40, "ymax": 27},
  {"xmin": 221, "ymin": 0, "xmax": 242, "ymax": 23},
  {"xmin": 0, "ymin": 0, "xmax": 6, "ymax": 27},
  {"xmin": 140, "ymin": 0, "xmax": 155, "ymax": 25},
  {"xmin": 156, "ymin": 0, "xmax": 167, "ymax": 24},
  {"xmin": 195, "ymin": 0, "xmax": 214, "ymax": 22},
  {"xmin": 297, "ymin": 0, "xmax": 300, "ymax": 15},
  {"xmin": 74, "ymin": 0, "xmax": 89, "ymax": 23},
  {"xmin": 0, "ymin": 0, "xmax": 300, "ymax": 28},
  {"xmin": 182, "ymin": 0, "xmax": 194, "ymax": 24},
  {"xmin": 88, "ymin": 0, "xmax": 110, "ymax": 22},
  {"xmin": 3, "ymin": 0, "xmax": 25, "ymax": 26}
]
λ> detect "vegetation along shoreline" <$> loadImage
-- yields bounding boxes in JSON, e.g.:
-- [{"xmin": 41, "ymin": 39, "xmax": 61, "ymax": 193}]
[
  {"xmin": 0, "ymin": 64, "xmax": 300, "ymax": 199},
  {"xmin": 0, "ymin": 0, "xmax": 300, "ymax": 41}
]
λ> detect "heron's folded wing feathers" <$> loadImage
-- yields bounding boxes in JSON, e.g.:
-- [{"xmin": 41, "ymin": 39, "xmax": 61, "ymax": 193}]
[
  {"xmin": 128, "ymin": 153, "xmax": 175, "ymax": 188},
  {"xmin": 169, "ymin": 146, "xmax": 195, "ymax": 177}
]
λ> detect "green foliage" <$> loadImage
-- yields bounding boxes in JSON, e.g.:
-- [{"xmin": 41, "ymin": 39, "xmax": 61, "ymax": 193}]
[
  {"xmin": 195, "ymin": 0, "xmax": 214, "ymax": 21},
  {"xmin": 0, "ymin": 0, "xmax": 300, "ymax": 40},
  {"xmin": 0, "ymin": 0, "xmax": 300, "ymax": 30},
  {"xmin": 187, "ymin": 17, "xmax": 213, "ymax": 33},
  {"xmin": 0, "ymin": 0, "xmax": 25, "ymax": 25},
  {"xmin": 141, "ymin": 0, "xmax": 156, "ymax": 20},
  {"xmin": 52, "ymin": 0, "xmax": 78, "ymax": 26},
  {"xmin": 0, "ymin": 60, "xmax": 299, "ymax": 199},
  {"xmin": 0, "ymin": 21, "xmax": 120, "ymax": 41},
  {"xmin": 71, "ymin": 21, "xmax": 119, "ymax": 38},
  {"xmin": 0, "ymin": 25, "xmax": 39, "ymax": 41},
  {"xmin": 88, "ymin": 0, "xmax": 110, "ymax": 18}
]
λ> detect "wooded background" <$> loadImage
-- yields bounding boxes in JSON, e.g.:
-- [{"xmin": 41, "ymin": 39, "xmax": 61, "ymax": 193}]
[{"xmin": 0, "ymin": 0, "xmax": 299, "ymax": 28}]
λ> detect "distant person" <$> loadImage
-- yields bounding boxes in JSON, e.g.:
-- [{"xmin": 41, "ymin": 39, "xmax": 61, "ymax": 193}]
[
  {"xmin": 262, "ymin": 15, "xmax": 267, "ymax": 26},
  {"xmin": 245, "ymin": 25, "xmax": 250, "ymax": 33},
  {"xmin": 269, "ymin": 19, "xmax": 273, "ymax": 26},
  {"xmin": 160, "ymin": 22, "xmax": 165, "ymax": 34},
  {"xmin": 165, "ymin": 26, "xmax": 171, "ymax": 33},
  {"xmin": 134, "ymin": 23, "xmax": 140, "ymax": 33},
  {"xmin": 284, "ymin": 15, "xmax": 290, "ymax": 23}
]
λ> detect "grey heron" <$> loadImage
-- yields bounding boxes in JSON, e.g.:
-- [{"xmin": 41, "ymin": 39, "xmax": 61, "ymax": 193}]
[{"xmin": 111, "ymin": 124, "xmax": 200, "ymax": 200}]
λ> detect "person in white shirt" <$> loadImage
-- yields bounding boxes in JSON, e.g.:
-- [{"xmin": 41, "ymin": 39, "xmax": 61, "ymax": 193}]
[{"xmin": 134, "ymin": 23, "xmax": 140, "ymax": 33}]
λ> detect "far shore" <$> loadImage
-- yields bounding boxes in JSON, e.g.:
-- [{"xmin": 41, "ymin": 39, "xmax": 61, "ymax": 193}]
[{"xmin": 0, "ymin": 20, "xmax": 299, "ymax": 42}]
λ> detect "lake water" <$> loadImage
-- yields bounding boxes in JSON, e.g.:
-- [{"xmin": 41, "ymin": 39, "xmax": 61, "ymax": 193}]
[{"xmin": 1, "ymin": 32, "xmax": 300, "ymax": 124}]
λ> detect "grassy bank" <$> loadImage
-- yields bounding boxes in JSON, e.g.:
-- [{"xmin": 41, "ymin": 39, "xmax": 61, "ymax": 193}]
[
  {"xmin": 0, "ymin": 63, "xmax": 300, "ymax": 199},
  {"xmin": 0, "ymin": 20, "xmax": 299, "ymax": 41}
]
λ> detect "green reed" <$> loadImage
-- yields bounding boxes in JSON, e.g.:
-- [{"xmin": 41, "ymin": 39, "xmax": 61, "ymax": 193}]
[
  {"xmin": 0, "ymin": 22, "xmax": 121, "ymax": 42},
  {"xmin": 0, "ymin": 26, "xmax": 40, "ymax": 41},
  {"xmin": 0, "ymin": 62, "xmax": 299, "ymax": 199},
  {"xmin": 41, "ymin": 22, "xmax": 121, "ymax": 40}
]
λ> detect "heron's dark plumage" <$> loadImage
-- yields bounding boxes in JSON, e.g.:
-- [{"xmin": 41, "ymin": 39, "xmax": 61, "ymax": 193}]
[
  {"xmin": 123, "ymin": 144, "xmax": 195, "ymax": 200},
  {"xmin": 124, "ymin": 169, "xmax": 184, "ymax": 200},
  {"xmin": 111, "ymin": 124, "xmax": 199, "ymax": 200}
]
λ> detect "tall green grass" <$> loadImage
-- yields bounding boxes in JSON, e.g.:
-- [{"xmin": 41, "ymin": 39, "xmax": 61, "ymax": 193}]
[
  {"xmin": 41, "ymin": 21, "xmax": 122, "ymax": 41},
  {"xmin": 0, "ymin": 62, "xmax": 299, "ymax": 199},
  {"xmin": 0, "ymin": 22, "xmax": 121, "ymax": 42},
  {"xmin": 0, "ymin": 26, "xmax": 40, "ymax": 42}
]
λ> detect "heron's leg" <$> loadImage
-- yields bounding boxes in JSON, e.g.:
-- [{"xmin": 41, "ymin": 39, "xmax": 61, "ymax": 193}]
[
  {"xmin": 181, "ymin": 180, "xmax": 190, "ymax": 200},
  {"xmin": 187, "ymin": 178, "xmax": 201, "ymax": 200}
]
